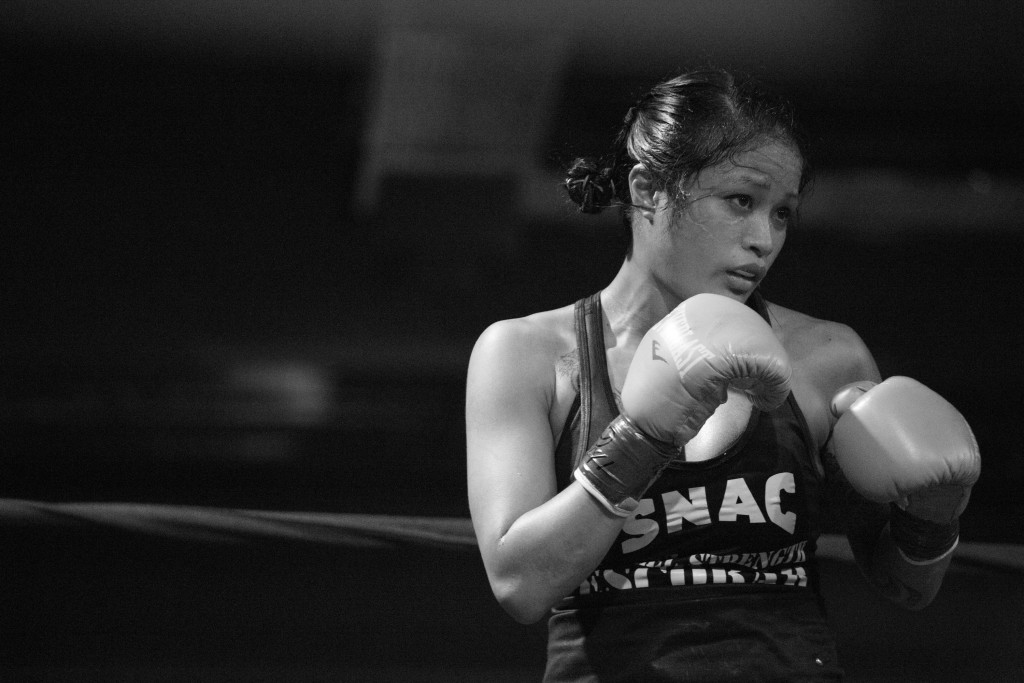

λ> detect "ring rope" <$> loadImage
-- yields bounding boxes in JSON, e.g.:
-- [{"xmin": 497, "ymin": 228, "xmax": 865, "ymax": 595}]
[
  {"xmin": 2, "ymin": 498, "xmax": 1021, "ymax": 572},
  {"xmin": 0, "ymin": 498, "xmax": 478, "ymax": 551}
]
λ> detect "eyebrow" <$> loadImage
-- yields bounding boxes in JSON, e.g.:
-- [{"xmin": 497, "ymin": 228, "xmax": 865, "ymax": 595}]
[
  {"xmin": 732, "ymin": 171, "xmax": 774, "ymax": 188},
  {"xmin": 732, "ymin": 172, "xmax": 799, "ymax": 199}
]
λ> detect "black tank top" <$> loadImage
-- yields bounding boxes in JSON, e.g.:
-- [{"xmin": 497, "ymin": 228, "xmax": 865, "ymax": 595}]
[
  {"xmin": 543, "ymin": 291, "xmax": 843, "ymax": 681},
  {"xmin": 553, "ymin": 290, "xmax": 825, "ymax": 599}
]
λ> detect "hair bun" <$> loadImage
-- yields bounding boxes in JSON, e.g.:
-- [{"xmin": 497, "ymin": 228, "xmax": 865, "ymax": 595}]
[{"xmin": 564, "ymin": 157, "xmax": 618, "ymax": 213}]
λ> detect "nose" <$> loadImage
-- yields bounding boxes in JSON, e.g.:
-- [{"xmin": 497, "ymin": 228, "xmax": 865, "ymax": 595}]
[{"xmin": 743, "ymin": 212, "xmax": 777, "ymax": 258}]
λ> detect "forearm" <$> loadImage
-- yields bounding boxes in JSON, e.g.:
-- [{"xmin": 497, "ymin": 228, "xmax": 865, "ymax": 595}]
[
  {"xmin": 837, "ymin": 476, "xmax": 957, "ymax": 611},
  {"xmin": 483, "ymin": 483, "xmax": 625, "ymax": 624},
  {"xmin": 860, "ymin": 521, "xmax": 956, "ymax": 610},
  {"xmin": 827, "ymin": 376, "xmax": 977, "ymax": 610}
]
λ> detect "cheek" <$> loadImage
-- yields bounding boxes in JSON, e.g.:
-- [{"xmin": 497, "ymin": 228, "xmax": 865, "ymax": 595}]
[
  {"xmin": 772, "ymin": 229, "xmax": 787, "ymax": 257},
  {"xmin": 670, "ymin": 205, "xmax": 736, "ymax": 249},
  {"xmin": 679, "ymin": 199, "xmax": 743, "ymax": 228},
  {"xmin": 763, "ymin": 231, "xmax": 787, "ymax": 271}
]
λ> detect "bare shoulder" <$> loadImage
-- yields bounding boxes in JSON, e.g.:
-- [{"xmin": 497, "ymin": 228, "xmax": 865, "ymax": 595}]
[
  {"xmin": 466, "ymin": 302, "xmax": 580, "ymax": 479},
  {"xmin": 467, "ymin": 303, "xmax": 577, "ymax": 402},
  {"xmin": 764, "ymin": 301, "xmax": 881, "ymax": 450},
  {"xmin": 766, "ymin": 301, "xmax": 881, "ymax": 395},
  {"xmin": 471, "ymin": 303, "xmax": 576, "ymax": 369}
]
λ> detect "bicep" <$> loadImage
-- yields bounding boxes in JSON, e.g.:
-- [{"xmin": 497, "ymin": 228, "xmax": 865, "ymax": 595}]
[
  {"xmin": 831, "ymin": 324, "xmax": 882, "ymax": 388},
  {"xmin": 816, "ymin": 323, "xmax": 883, "ymax": 441},
  {"xmin": 817, "ymin": 324, "xmax": 888, "ymax": 563},
  {"xmin": 820, "ymin": 447, "xmax": 889, "ymax": 564},
  {"xmin": 466, "ymin": 323, "xmax": 559, "ymax": 557}
]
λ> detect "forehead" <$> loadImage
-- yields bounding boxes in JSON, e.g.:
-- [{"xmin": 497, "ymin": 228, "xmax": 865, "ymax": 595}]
[{"xmin": 696, "ymin": 140, "xmax": 803, "ymax": 194}]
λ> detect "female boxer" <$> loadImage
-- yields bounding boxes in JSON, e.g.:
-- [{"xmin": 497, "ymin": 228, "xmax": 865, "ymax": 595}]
[{"xmin": 466, "ymin": 68, "xmax": 979, "ymax": 681}]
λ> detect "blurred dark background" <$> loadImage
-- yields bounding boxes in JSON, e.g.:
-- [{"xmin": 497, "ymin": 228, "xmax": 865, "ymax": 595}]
[{"xmin": 3, "ymin": 1, "xmax": 1023, "ymax": 680}]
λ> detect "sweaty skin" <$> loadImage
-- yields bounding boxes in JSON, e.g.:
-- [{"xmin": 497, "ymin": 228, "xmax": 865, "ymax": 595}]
[{"xmin": 467, "ymin": 138, "xmax": 942, "ymax": 624}]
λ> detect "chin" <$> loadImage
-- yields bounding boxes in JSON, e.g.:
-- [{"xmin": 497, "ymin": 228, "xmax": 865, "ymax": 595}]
[
  {"xmin": 681, "ymin": 285, "xmax": 752, "ymax": 304},
  {"xmin": 715, "ymin": 288, "xmax": 753, "ymax": 303}
]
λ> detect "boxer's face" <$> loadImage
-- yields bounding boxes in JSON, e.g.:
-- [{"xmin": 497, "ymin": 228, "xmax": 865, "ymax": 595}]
[{"xmin": 645, "ymin": 139, "xmax": 802, "ymax": 303}]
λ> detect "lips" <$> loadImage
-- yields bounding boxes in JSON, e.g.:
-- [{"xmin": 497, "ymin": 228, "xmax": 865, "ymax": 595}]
[{"xmin": 728, "ymin": 263, "xmax": 766, "ymax": 283}]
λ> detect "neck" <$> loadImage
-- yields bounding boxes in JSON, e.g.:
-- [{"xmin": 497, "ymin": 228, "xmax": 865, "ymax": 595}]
[{"xmin": 600, "ymin": 257, "xmax": 682, "ymax": 341}]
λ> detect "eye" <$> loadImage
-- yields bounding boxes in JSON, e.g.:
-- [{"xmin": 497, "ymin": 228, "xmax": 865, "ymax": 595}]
[
  {"xmin": 727, "ymin": 194, "xmax": 753, "ymax": 210},
  {"xmin": 774, "ymin": 206, "xmax": 796, "ymax": 227}
]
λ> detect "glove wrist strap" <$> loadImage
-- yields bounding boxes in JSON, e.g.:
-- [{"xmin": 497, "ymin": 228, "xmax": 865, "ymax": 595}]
[
  {"xmin": 889, "ymin": 503, "xmax": 960, "ymax": 562},
  {"xmin": 575, "ymin": 415, "xmax": 681, "ymax": 517},
  {"xmin": 896, "ymin": 536, "xmax": 959, "ymax": 566}
]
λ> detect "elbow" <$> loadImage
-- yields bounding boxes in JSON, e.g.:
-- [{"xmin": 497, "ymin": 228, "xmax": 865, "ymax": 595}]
[
  {"xmin": 864, "ymin": 572, "xmax": 941, "ymax": 612},
  {"xmin": 904, "ymin": 599, "xmax": 933, "ymax": 612},
  {"xmin": 491, "ymin": 576, "xmax": 555, "ymax": 625},
  {"xmin": 893, "ymin": 588, "xmax": 939, "ymax": 612},
  {"xmin": 883, "ymin": 593, "xmax": 935, "ymax": 612}
]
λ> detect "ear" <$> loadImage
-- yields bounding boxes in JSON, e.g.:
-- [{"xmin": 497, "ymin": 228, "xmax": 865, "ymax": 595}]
[{"xmin": 628, "ymin": 164, "xmax": 658, "ymax": 222}]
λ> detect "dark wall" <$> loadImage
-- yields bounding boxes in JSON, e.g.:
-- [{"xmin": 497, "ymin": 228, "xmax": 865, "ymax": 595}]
[
  {"xmin": 4, "ymin": 38, "xmax": 1023, "ymax": 534},
  {"xmin": 3, "ymin": 21, "xmax": 1023, "ymax": 683}
]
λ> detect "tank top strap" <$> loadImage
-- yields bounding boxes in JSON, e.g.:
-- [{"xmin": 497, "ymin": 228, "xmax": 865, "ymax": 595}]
[
  {"xmin": 553, "ymin": 291, "xmax": 620, "ymax": 490},
  {"xmin": 577, "ymin": 291, "xmax": 621, "ymax": 466},
  {"xmin": 555, "ymin": 289, "xmax": 817, "ymax": 488}
]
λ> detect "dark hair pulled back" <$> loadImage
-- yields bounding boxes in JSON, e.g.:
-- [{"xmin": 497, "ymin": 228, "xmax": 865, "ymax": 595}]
[{"xmin": 564, "ymin": 68, "xmax": 808, "ymax": 222}]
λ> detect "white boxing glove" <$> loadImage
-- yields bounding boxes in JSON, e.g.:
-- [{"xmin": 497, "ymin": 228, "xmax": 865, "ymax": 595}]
[
  {"xmin": 830, "ymin": 376, "xmax": 981, "ymax": 559},
  {"xmin": 621, "ymin": 293, "xmax": 792, "ymax": 446},
  {"xmin": 575, "ymin": 294, "xmax": 792, "ymax": 516}
]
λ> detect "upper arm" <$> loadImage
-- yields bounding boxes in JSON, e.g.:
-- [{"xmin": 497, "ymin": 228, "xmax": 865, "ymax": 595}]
[
  {"xmin": 813, "ymin": 322, "xmax": 882, "ymax": 467},
  {"xmin": 781, "ymin": 306, "xmax": 882, "ymax": 455},
  {"xmin": 799, "ymin": 320, "xmax": 952, "ymax": 608},
  {"xmin": 775, "ymin": 309, "xmax": 888, "ymax": 553},
  {"xmin": 810, "ymin": 322, "xmax": 890, "ymax": 564},
  {"xmin": 465, "ymin": 319, "xmax": 560, "ymax": 561},
  {"xmin": 820, "ymin": 322, "xmax": 882, "ymax": 398}
]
